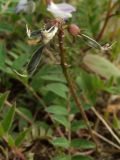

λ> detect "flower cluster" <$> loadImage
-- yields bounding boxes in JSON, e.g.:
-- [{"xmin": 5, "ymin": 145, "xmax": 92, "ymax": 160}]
[{"xmin": 15, "ymin": 0, "xmax": 76, "ymax": 20}]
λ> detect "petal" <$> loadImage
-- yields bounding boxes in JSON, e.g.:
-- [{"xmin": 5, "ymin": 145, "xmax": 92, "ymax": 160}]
[
  {"xmin": 15, "ymin": 0, "xmax": 35, "ymax": 13},
  {"xmin": 47, "ymin": 2, "xmax": 58, "ymax": 11},
  {"xmin": 18, "ymin": 0, "xmax": 28, "ymax": 5},
  {"xmin": 15, "ymin": 0, "xmax": 27, "ymax": 13},
  {"xmin": 56, "ymin": 2, "xmax": 76, "ymax": 13},
  {"xmin": 18, "ymin": 0, "xmax": 27, "ymax": 6},
  {"xmin": 48, "ymin": 9, "xmax": 72, "ymax": 19},
  {"xmin": 47, "ymin": 2, "xmax": 72, "ymax": 19}
]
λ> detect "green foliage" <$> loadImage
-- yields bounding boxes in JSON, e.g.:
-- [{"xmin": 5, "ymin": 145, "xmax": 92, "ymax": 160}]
[
  {"xmin": 15, "ymin": 129, "xmax": 30, "ymax": 146},
  {"xmin": 0, "ymin": 92, "xmax": 30, "ymax": 155},
  {"xmin": 0, "ymin": 42, "xmax": 6, "ymax": 69},
  {"xmin": 54, "ymin": 155, "xmax": 71, "ymax": 160},
  {"xmin": 0, "ymin": 0, "xmax": 120, "ymax": 159},
  {"xmin": 0, "ymin": 122, "xmax": 5, "ymax": 137},
  {"xmin": 46, "ymin": 105, "xmax": 68, "ymax": 116},
  {"xmin": 71, "ymin": 120, "xmax": 88, "ymax": 132},
  {"xmin": 53, "ymin": 115, "xmax": 70, "ymax": 128},
  {"xmin": 2, "ymin": 104, "xmax": 16, "ymax": 132},
  {"xmin": 0, "ymin": 91, "xmax": 9, "ymax": 112},
  {"xmin": 83, "ymin": 54, "xmax": 120, "ymax": 79},
  {"xmin": 71, "ymin": 139, "xmax": 95, "ymax": 149},
  {"xmin": 75, "ymin": 0, "xmax": 101, "ymax": 36},
  {"xmin": 77, "ymin": 70, "xmax": 104, "ymax": 103},
  {"xmin": 72, "ymin": 155, "xmax": 94, "ymax": 160},
  {"xmin": 52, "ymin": 137, "xmax": 70, "ymax": 149},
  {"xmin": 7, "ymin": 135, "xmax": 15, "ymax": 147},
  {"xmin": 44, "ymin": 83, "xmax": 68, "ymax": 99}
]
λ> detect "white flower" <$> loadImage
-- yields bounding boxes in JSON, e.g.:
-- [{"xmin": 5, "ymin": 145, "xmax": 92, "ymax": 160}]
[
  {"xmin": 47, "ymin": 1, "xmax": 76, "ymax": 20},
  {"xmin": 26, "ymin": 23, "xmax": 58, "ymax": 44},
  {"xmin": 15, "ymin": 0, "xmax": 36, "ymax": 14}
]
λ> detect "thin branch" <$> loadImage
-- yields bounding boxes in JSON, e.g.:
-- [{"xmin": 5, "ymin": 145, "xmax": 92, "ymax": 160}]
[
  {"xmin": 93, "ymin": 130, "xmax": 120, "ymax": 150},
  {"xmin": 5, "ymin": 101, "xmax": 33, "ymax": 125},
  {"xmin": 92, "ymin": 107, "xmax": 120, "ymax": 145},
  {"xmin": 82, "ymin": 1, "xmax": 119, "ymax": 52},
  {"xmin": 58, "ymin": 26, "xmax": 98, "ymax": 149},
  {"xmin": 96, "ymin": 1, "xmax": 118, "ymax": 40}
]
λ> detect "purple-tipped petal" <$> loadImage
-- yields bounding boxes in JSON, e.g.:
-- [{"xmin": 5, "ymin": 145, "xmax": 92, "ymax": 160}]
[
  {"xmin": 15, "ymin": 4, "xmax": 26, "ymax": 13},
  {"xmin": 15, "ymin": 0, "xmax": 35, "ymax": 14},
  {"xmin": 15, "ymin": 0, "xmax": 27, "ymax": 13},
  {"xmin": 56, "ymin": 3, "xmax": 76, "ymax": 13},
  {"xmin": 47, "ymin": 2, "xmax": 75, "ymax": 20}
]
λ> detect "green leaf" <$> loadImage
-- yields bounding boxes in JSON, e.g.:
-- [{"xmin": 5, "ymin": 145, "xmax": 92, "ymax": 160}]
[
  {"xmin": 76, "ymin": 70, "xmax": 103, "ymax": 103},
  {"xmin": 0, "ymin": 91, "xmax": 9, "ymax": 112},
  {"xmin": 0, "ymin": 122, "xmax": 5, "ymax": 137},
  {"xmin": 71, "ymin": 139, "xmax": 95, "ymax": 149},
  {"xmin": 2, "ymin": 104, "xmax": 16, "ymax": 132},
  {"xmin": 83, "ymin": 103, "xmax": 93, "ymax": 110},
  {"xmin": 12, "ymin": 54, "xmax": 29, "ymax": 70},
  {"xmin": 53, "ymin": 115, "xmax": 70, "ymax": 128},
  {"xmin": 72, "ymin": 155, "xmax": 94, "ymax": 160},
  {"xmin": 44, "ymin": 83, "xmax": 68, "ymax": 99},
  {"xmin": 46, "ymin": 105, "xmax": 68, "ymax": 116},
  {"xmin": 31, "ymin": 65, "xmax": 62, "ymax": 90},
  {"xmin": 113, "ymin": 114, "xmax": 120, "ymax": 130},
  {"xmin": 71, "ymin": 120, "xmax": 87, "ymax": 132},
  {"xmin": 75, "ymin": 0, "xmax": 101, "ymax": 36},
  {"xmin": 81, "ymin": 34, "xmax": 101, "ymax": 49},
  {"xmin": 83, "ymin": 54, "xmax": 120, "ymax": 79},
  {"xmin": 41, "ymin": 75, "xmax": 66, "ymax": 83},
  {"xmin": 7, "ymin": 135, "xmax": 15, "ymax": 147},
  {"xmin": 0, "ymin": 23, "xmax": 13, "ymax": 32},
  {"xmin": 54, "ymin": 155, "xmax": 71, "ymax": 160},
  {"xmin": 52, "ymin": 137, "xmax": 70, "ymax": 148},
  {"xmin": 15, "ymin": 129, "xmax": 29, "ymax": 146},
  {"xmin": 0, "ymin": 42, "xmax": 6, "ymax": 69},
  {"xmin": 18, "ymin": 107, "xmax": 33, "ymax": 119}
]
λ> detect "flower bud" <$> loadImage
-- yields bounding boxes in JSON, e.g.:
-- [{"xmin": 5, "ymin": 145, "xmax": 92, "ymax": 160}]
[{"xmin": 68, "ymin": 24, "xmax": 80, "ymax": 36}]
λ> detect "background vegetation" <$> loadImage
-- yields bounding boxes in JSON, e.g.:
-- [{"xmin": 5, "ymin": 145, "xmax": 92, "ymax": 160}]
[{"xmin": 0, "ymin": 0, "xmax": 120, "ymax": 159}]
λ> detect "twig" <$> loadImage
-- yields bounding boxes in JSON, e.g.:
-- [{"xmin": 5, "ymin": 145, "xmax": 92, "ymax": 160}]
[
  {"xmin": 96, "ymin": 0, "xmax": 118, "ymax": 40},
  {"xmin": 82, "ymin": 1, "xmax": 119, "ymax": 52},
  {"xmin": 58, "ymin": 26, "xmax": 98, "ymax": 149},
  {"xmin": 93, "ymin": 130, "xmax": 120, "ymax": 150},
  {"xmin": 5, "ymin": 101, "xmax": 33, "ymax": 125},
  {"xmin": 92, "ymin": 107, "xmax": 120, "ymax": 145}
]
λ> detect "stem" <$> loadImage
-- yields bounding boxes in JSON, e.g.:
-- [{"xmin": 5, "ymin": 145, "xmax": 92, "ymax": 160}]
[
  {"xmin": 67, "ymin": 93, "xmax": 72, "ymax": 156},
  {"xmin": 92, "ymin": 107, "xmax": 120, "ymax": 145},
  {"xmin": 82, "ymin": 1, "xmax": 119, "ymax": 52},
  {"xmin": 5, "ymin": 101, "xmax": 33, "ymax": 125},
  {"xmin": 96, "ymin": 1, "xmax": 118, "ymax": 40},
  {"xmin": 93, "ymin": 130, "xmax": 120, "ymax": 150},
  {"xmin": 58, "ymin": 27, "xmax": 98, "ymax": 149}
]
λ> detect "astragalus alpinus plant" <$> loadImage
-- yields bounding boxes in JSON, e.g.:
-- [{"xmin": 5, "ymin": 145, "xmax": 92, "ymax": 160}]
[{"xmin": 0, "ymin": 0, "xmax": 120, "ymax": 160}]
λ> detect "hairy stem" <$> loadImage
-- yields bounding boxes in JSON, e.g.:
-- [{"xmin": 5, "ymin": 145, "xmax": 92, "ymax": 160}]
[{"xmin": 58, "ymin": 26, "xmax": 98, "ymax": 149}]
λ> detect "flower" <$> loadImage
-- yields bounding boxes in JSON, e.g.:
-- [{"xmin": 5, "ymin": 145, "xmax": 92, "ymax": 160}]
[
  {"xmin": 46, "ymin": 0, "xmax": 76, "ymax": 20},
  {"xmin": 15, "ymin": 0, "xmax": 36, "ymax": 14},
  {"xmin": 26, "ymin": 23, "xmax": 58, "ymax": 44},
  {"xmin": 26, "ymin": 19, "xmax": 61, "ymax": 44},
  {"xmin": 26, "ymin": 20, "xmax": 59, "ymax": 75}
]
